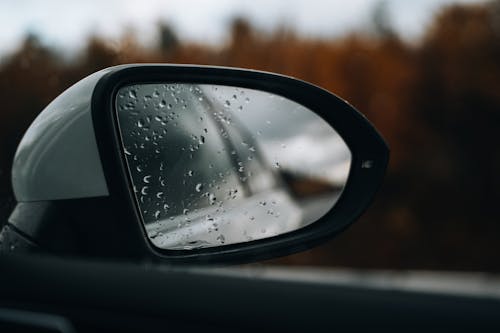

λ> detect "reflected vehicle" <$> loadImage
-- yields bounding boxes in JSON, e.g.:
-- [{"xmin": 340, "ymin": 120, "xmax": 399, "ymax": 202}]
[{"xmin": 116, "ymin": 84, "xmax": 351, "ymax": 249}]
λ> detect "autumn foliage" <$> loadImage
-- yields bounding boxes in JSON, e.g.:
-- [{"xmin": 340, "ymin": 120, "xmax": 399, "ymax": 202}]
[{"xmin": 1, "ymin": 1, "xmax": 499, "ymax": 270}]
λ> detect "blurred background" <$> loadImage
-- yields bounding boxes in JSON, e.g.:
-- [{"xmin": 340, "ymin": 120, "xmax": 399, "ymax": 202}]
[{"xmin": 1, "ymin": 0, "xmax": 499, "ymax": 271}]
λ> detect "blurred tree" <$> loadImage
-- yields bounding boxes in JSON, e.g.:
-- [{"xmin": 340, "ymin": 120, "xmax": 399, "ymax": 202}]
[
  {"xmin": 158, "ymin": 22, "xmax": 179, "ymax": 54},
  {"xmin": 371, "ymin": 0, "xmax": 396, "ymax": 39}
]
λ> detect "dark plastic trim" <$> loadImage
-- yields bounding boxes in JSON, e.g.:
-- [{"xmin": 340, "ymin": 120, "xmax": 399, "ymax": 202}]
[{"xmin": 91, "ymin": 64, "xmax": 389, "ymax": 264}]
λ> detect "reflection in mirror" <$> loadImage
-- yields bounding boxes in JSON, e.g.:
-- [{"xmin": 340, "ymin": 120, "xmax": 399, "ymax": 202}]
[{"xmin": 115, "ymin": 84, "xmax": 351, "ymax": 250}]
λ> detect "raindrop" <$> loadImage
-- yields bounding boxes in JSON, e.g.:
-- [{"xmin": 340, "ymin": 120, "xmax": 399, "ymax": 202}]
[
  {"xmin": 129, "ymin": 90, "xmax": 137, "ymax": 99},
  {"xmin": 183, "ymin": 208, "xmax": 189, "ymax": 215},
  {"xmin": 141, "ymin": 186, "xmax": 149, "ymax": 195},
  {"xmin": 199, "ymin": 135, "xmax": 205, "ymax": 144},
  {"xmin": 216, "ymin": 234, "xmax": 225, "ymax": 244},
  {"xmin": 274, "ymin": 162, "xmax": 280, "ymax": 169},
  {"xmin": 195, "ymin": 183, "xmax": 203, "ymax": 192},
  {"xmin": 259, "ymin": 201, "xmax": 267, "ymax": 206},
  {"xmin": 159, "ymin": 100, "xmax": 166, "ymax": 108},
  {"xmin": 124, "ymin": 147, "xmax": 132, "ymax": 156},
  {"xmin": 154, "ymin": 210, "xmax": 161, "ymax": 219},
  {"xmin": 137, "ymin": 119, "xmax": 145, "ymax": 128},
  {"xmin": 209, "ymin": 193, "xmax": 217, "ymax": 205},
  {"xmin": 143, "ymin": 175, "xmax": 152, "ymax": 183},
  {"xmin": 156, "ymin": 192, "xmax": 164, "ymax": 199},
  {"xmin": 245, "ymin": 97, "xmax": 250, "ymax": 103},
  {"xmin": 224, "ymin": 100, "xmax": 231, "ymax": 108},
  {"xmin": 136, "ymin": 165, "xmax": 143, "ymax": 172},
  {"xmin": 187, "ymin": 170, "xmax": 194, "ymax": 177}
]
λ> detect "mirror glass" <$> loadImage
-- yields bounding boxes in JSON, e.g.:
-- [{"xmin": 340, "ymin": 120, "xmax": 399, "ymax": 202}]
[{"xmin": 115, "ymin": 83, "xmax": 351, "ymax": 250}]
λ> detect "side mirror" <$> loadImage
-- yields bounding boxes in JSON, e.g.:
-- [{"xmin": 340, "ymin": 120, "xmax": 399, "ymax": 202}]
[{"xmin": 0, "ymin": 65, "xmax": 388, "ymax": 264}]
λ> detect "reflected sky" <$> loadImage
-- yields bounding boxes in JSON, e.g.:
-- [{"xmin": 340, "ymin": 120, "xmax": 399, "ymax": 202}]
[{"xmin": 0, "ymin": 0, "xmax": 486, "ymax": 57}]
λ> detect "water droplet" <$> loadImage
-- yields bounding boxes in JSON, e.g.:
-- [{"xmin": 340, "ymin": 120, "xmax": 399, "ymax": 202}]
[
  {"xmin": 245, "ymin": 97, "xmax": 250, "ymax": 103},
  {"xmin": 141, "ymin": 186, "xmax": 149, "ymax": 195},
  {"xmin": 224, "ymin": 100, "xmax": 231, "ymax": 108},
  {"xmin": 261, "ymin": 228, "xmax": 267, "ymax": 234},
  {"xmin": 209, "ymin": 193, "xmax": 217, "ymax": 205},
  {"xmin": 216, "ymin": 234, "xmax": 225, "ymax": 244},
  {"xmin": 156, "ymin": 191, "xmax": 164, "ymax": 199},
  {"xmin": 195, "ymin": 183, "xmax": 203, "ymax": 192},
  {"xmin": 136, "ymin": 165, "xmax": 143, "ymax": 172},
  {"xmin": 259, "ymin": 201, "xmax": 267, "ymax": 206},
  {"xmin": 124, "ymin": 147, "xmax": 132, "ymax": 156},
  {"xmin": 154, "ymin": 210, "xmax": 161, "ymax": 219},
  {"xmin": 199, "ymin": 135, "xmax": 205, "ymax": 144},
  {"xmin": 143, "ymin": 175, "xmax": 152, "ymax": 183},
  {"xmin": 187, "ymin": 170, "xmax": 194, "ymax": 177},
  {"xmin": 137, "ymin": 119, "xmax": 145, "ymax": 128},
  {"xmin": 183, "ymin": 208, "xmax": 189, "ymax": 215},
  {"xmin": 129, "ymin": 90, "xmax": 137, "ymax": 99},
  {"xmin": 274, "ymin": 162, "xmax": 280, "ymax": 169},
  {"xmin": 159, "ymin": 100, "xmax": 167, "ymax": 108}
]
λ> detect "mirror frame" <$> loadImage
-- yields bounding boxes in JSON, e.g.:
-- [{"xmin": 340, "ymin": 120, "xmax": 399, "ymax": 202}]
[{"xmin": 91, "ymin": 64, "xmax": 389, "ymax": 264}]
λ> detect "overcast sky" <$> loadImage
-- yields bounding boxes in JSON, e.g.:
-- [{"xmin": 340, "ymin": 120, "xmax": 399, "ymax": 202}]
[{"xmin": 0, "ymin": 0, "xmax": 487, "ymax": 57}]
